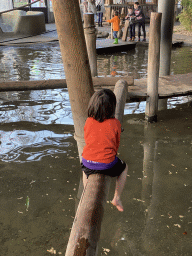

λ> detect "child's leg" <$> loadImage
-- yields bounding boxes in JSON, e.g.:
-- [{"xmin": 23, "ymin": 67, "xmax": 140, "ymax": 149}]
[
  {"xmin": 111, "ymin": 164, "xmax": 128, "ymax": 212},
  {"xmin": 83, "ymin": 171, "xmax": 88, "ymax": 188}
]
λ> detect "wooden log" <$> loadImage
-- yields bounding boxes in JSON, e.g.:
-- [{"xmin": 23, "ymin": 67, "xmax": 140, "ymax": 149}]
[
  {"xmin": 145, "ymin": 12, "xmax": 162, "ymax": 123},
  {"xmin": 0, "ymin": 77, "xmax": 134, "ymax": 92},
  {"xmin": 122, "ymin": 20, "xmax": 130, "ymax": 41}
]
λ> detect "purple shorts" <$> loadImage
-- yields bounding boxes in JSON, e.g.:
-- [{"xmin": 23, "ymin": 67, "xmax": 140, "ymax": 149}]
[{"xmin": 81, "ymin": 157, "xmax": 126, "ymax": 178}]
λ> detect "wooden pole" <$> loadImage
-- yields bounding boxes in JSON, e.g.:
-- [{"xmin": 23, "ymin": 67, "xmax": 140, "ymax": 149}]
[
  {"xmin": 65, "ymin": 79, "xmax": 128, "ymax": 256},
  {"xmin": 158, "ymin": 0, "xmax": 175, "ymax": 111},
  {"xmin": 145, "ymin": 12, "xmax": 162, "ymax": 123},
  {"xmin": 158, "ymin": 0, "xmax": 175, "ymax": 77},
  {"xmin": 84, "ymin": 13, "xmax": 97, "ymax": 77},
  {"xmin": 52, "ymin": 0, "xmax": 94, "ymax": 161},
  {"xmin": 110, "ymin": 8, "xmax": 114, "ymax": 39}
]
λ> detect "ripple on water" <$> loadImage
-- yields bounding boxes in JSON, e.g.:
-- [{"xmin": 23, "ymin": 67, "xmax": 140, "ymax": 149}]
[{"xmin": 0, "ymin": 130, "xmax": 73, "ymax": 163}]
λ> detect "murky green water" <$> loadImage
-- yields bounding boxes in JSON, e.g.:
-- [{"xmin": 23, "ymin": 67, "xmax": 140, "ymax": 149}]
[{"xmin": 0, "ymin": 44, "xmax": 192, "ymax": 255}]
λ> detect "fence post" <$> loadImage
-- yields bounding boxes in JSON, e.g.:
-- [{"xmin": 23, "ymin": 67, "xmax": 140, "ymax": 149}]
[
  {"xmin": 84, "ymin": 13, "xmax": 97, "ymax": 77},
  {"xmin": 145, "ymin": 12, "xmax": 162, "ymax": 123}
]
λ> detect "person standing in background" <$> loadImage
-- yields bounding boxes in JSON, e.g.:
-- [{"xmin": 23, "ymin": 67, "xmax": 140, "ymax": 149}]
[
  {"xmin": 134, "ymin": 2, "xmax": 146, "ymax": 42},
  {"xmin": 88, "ymin": 0, "xmax": 97, "ymax": 23},
  {"xmin": 96, "ymin": 0, "xmax": 105, "ymax": 27}
]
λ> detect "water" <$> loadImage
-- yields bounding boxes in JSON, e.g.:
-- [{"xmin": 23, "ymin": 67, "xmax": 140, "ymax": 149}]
[{"xmin": 0, "ymin": 44, "xmax": 192, "ymax": 255}]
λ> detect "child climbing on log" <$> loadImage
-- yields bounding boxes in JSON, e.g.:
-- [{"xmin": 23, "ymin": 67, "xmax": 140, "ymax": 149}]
[{"xmin": 81, "ymin": 89, "xmax": 128, "ymax": 212}]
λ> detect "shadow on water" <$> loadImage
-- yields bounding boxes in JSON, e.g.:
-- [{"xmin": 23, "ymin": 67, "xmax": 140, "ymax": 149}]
[{"xmin": 0, "ymin": 44, "xmax": 192, "ymax": 255}]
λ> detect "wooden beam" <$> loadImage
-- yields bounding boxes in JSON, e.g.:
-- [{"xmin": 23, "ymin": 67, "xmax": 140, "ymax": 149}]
[{"xmin": 0, "ymin": 77, "xmax": 134, "ymax": 92}]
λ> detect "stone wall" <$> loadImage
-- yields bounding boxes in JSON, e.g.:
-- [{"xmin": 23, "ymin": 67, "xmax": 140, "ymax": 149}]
[{"xmin": 1, "ymin": 10, "xmax": 46, "ymax": 35}]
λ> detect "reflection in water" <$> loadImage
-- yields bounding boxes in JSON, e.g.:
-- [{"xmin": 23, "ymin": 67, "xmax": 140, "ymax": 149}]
[
  {"xmin": 0, "ymin": 44, "xmax": 192, "ymax": 81},
  {"xmin": 0, "ymin": 129, "xmax": 72, "ymax": 163}
]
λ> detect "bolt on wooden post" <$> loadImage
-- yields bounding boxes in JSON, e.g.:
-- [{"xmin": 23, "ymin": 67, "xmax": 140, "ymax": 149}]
[
  {"xmin": 84, "ymin": 13, "xmax": 97, "ymax": 77},
  {"xmin": 145, "ymin": 12, "xmax": 162, "ymax": 123}
]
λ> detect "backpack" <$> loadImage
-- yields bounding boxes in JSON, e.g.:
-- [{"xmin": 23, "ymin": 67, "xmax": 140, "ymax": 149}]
[{"xmin": 96, "ymin": 4, "xmax": 101, "ymax": 11}]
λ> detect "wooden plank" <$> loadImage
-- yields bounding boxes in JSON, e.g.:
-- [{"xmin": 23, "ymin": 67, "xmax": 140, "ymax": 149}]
[
  {"xmin": 0, "ymin": 76, "xmax": 134, "ymax": 92},
  {"xmin": 128, "ymin": 73, "xmax": 192, "ymax": 100},
  {"xmin": 122, "ymin": 20, "xmax": 129, "ymax": 41}
]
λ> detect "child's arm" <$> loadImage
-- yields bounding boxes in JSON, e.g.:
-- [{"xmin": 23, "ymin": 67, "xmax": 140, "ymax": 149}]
[{"xmin": 106, "ymin": 17, "xmax": 115, "ymax": 23}]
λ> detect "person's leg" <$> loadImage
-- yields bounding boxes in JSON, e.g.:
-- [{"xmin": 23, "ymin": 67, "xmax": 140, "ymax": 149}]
[
  {"xmin": 132, "ymin": 23, "xmax": 135, "ymax": 40},
  {"xmin": 83, "ymin": 171, "xmax": 88, "ymax": 188},
  {"xmin": 111, "ymin": 164, "xmax": 128, "ymax": 212},
  {"xmin": 142, "ymin": 22, "xmax": 146, "ymax": 41},
  {"xmin": 100, "ymin": 12, "xmax": 103, "ymax": 27},
  {"xmin": 138, "ymin": 22, "xmax": 141, "ymax": 41},
  {"xmin": 129, "ymin": 25, "xmax": 132, "ymax": 41},
  {"xmin": 98, "ymin": 13, "xmax": 100, "ymax": 26}
]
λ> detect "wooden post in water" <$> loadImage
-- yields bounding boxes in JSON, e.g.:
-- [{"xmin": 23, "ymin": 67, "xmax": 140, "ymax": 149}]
[
  {"xmin": 52, "ymin": 0, "xmax": 94, "ymax": 161},
  {"xmin": 145, "ymin": 12, "xmax": 162, "ymax": 123},
  {"xmin": 65, "ymin": 79, "xmax": 128, "ymax": 256},
  {"xmin": 158, "ymin": 0, "xmax": 175, "ymax": 110},
  {"xmin": 158, "ymin": 0, "xmax": 175, "ymax": 77},
  {"xmin": 84, "ymin": 13, "xmax": 97, "ymax": 77}
]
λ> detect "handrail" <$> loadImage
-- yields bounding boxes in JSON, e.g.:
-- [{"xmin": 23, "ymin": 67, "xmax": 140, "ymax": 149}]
[{"xmin": 0, "ymin": 0, "xmax": 41, "ymax": 15}]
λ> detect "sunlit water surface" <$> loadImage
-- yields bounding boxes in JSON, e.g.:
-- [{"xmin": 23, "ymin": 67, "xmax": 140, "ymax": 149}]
[{"xmin": 0, "ymin": 44, "xmax": 192, "ymax": 255}]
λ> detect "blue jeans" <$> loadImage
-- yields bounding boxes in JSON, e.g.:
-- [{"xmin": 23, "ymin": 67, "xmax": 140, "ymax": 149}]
[
  {"xmin": 113, "ymin": 31, "xmax": 118, "ymax": 38},
  {"xmin": 98, "ymin": 12, "xmax": 103, "ymax": 23}
]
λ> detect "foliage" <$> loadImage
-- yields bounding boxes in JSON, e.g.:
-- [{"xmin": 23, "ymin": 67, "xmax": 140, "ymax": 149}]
[{"xmin": 178, "ymin": 0, "xmax": 192, "ymax": 31}]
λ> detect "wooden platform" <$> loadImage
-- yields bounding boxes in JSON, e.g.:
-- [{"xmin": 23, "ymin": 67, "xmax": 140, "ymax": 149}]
[
  {"xmin": 128, "ymin": 73, "xmax": 192, "ymax": 101},
  {"xmin": 96, "ymin": 39, "xmax": 136, "ymax": 54}
]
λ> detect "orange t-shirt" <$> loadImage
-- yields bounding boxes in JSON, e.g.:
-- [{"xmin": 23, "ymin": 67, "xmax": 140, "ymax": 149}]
[
  {"xmin": 106, "ymin": 16, "xmax": 120, "ymax": 32},
  {"xmin": 82, "ymin": 117, "xmax": 121, "ymax": 164}
]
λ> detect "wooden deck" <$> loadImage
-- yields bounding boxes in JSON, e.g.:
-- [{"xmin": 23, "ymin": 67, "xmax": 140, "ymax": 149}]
[
  {"xmin": 128, "ymin": 73, "xmax": 192, "ymax": 101},
  {"xmin": 96, "ymin": 39, "xmax": 136, "ymax": 54}
]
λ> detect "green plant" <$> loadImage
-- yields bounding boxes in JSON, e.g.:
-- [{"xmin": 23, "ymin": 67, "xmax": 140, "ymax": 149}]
[{"xmin": 178, "ymin": 0, "xmax": 192, "ymax": 31}]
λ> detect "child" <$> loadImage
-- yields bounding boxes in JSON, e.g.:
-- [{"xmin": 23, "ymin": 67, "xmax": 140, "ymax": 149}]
[
  {"xmin": 106, "ymin": 11, "xmax": 120, "ymax": 44},
  {"xmin": 134, "ymin": 2, "xmax": 146, "ymax": 42},
  {"xmin": 81, "ymin": 89, "xmax": 128, "ymax": 212},
  {"xmin": 125, "ymin": 6, "xmax": 136, "ymax": 41}
]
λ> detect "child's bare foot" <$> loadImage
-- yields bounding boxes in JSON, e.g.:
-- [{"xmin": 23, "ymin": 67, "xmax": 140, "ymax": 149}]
[{"xmin": 111, "ymin": 198, "xmax": 124, "ymax": 212}]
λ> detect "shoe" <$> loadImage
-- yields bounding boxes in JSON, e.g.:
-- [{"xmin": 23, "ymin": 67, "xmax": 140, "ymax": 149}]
[
  {"xmin": 132, "ymin": 37, "xmax": 135, "ymax": 41},
  {"xmin": 129, "ymin": 38, "xmax": 132, "ymax": 41},
  {"xmin": 113, "ymin": 38, "xmax": 118, "ymax": 44},
  {"xmin": 142, "ymin": 38, "xmax": 146, "ymax": 42}
]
